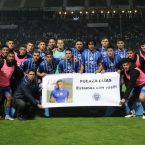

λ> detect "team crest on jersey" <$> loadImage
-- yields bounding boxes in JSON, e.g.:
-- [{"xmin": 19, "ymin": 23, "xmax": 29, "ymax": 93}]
[{"xmin": 89, "ymin": 57, "xmax": 93, "ymax": 61}]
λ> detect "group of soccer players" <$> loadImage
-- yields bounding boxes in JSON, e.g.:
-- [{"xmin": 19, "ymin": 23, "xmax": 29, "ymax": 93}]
[{"xmin": 0, "ymin": 36, "xmax": 145, "ymax": 120}]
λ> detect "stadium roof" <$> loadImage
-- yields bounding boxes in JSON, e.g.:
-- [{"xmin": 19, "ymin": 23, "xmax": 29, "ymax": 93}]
[{"xmin": 0, "ymin": 0, "xmax": 145, "ymax": 11}]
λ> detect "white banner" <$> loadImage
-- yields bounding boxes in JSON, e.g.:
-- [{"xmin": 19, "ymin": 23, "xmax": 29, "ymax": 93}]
[{"xmin": 42, "ymin": 72, "xmax": 120, "ymax": 108}]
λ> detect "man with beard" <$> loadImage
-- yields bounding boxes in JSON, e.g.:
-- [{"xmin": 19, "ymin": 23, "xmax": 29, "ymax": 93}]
[
  {"xmin": 15, "ymin": 45, "xmax": 27, "ymax": 66},
  {"xmin": 0, "ymin": 51, "xmax": 22, "ymax": 120}
]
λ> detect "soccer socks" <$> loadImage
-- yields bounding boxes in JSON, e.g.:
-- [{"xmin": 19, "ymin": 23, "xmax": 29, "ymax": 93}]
[
  {"xmin": 141, "ymin": 101, "xmax": 145, "ymax": 113},
  {"xmin": 6, "ymin": 106, "xmax": 10, "ymax": 115}
]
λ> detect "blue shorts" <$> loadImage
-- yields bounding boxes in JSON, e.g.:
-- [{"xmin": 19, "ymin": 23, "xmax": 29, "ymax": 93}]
[
  {"xmin": 0, "ymin": 86, "xmax": 12, "ymax": 96},
  {"xmin": 141, "ymin": 86, "xmax": 145, "ymax": 94}
]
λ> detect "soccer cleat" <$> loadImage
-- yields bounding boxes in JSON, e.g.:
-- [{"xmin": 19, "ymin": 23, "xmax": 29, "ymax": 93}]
[
  {"xmin": 125, "ymin": 114, "xmax": 136, "ymax": 118},
  {"xmin": 5, "ymin": 115, "xmax": 14, "ymax": 121},
  {"xmin": 142, "ymin": 113, "xmax": 145, "ymax": 120}
]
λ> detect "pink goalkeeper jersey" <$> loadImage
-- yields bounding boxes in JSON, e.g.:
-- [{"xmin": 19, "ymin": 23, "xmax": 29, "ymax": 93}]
[
  {"xmin": 0, "ymin": 59, "xmax": 14, "ymax": 87},
  {"xmin": 15, "ymin": 55, "xmax": 27, "ymax": 66},
  {"xmin": 125, "ymin": 67, "xmax": 145, "ymax": 87},
  {"xmin": 140, "ymin": 51, "xmax": 145, "ymax": 60},
  {"xmin": 135, "ymin": 54, "xmax": 141, "ymax": 68}
]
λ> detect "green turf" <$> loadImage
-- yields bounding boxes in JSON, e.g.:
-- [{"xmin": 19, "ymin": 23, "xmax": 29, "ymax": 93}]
[{"xmin": 0, "ymin": 117, "xmax": 145, "ymax": 145}]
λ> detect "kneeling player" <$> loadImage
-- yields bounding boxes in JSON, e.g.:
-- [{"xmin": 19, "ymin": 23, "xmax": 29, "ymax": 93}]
[{"xmin": 120, "ymin": 58, "xmax": 145, "ymax": 119}]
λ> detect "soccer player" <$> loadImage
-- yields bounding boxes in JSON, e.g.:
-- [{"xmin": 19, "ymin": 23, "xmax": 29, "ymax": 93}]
[
  {"xmin": 101, "ymin": 46, "xmax": 122, "ymax": 72},
  {"xmin": 5, "ymin": 39, "xmax": 15, "ymax": 51},
  {"xmin": 98, "ymin": 36, "xmax": 109, "ymax": 58},
  {"xmin": 127, "ymin": 48, "xmax": 145, "ymax": 73},
  {"xmin": 114, "ymin": 38, "xmax": 127, "ymax": 59},
  {"xmin": 26, "ymin": 41, "xmax": 34, "ymax": 58},
  {"xmin": 47, "ymin": 38, "xmax": 56, "ymax": 52},
  {"xmin": 82, "ymin": 39, "xmax": 102, "ymax": 73},
  {"xmin": 49, "ymin": 80, "xmax": 71, "ymax": 103},
  {"xmin": 58, "ymin": 48, "xmax": 82, "ymax": 73},
  {"xmin": 0, "ymin": 51, "xmax": 21, "ymax": 120},
  {"xmin": 37, "ymin": 41, "xmax": 47, "ymax": 60},
  {"xmin": 20, "ymin": 50, "xmax": 42, "ymax": 73},
  {"xmin": 13, "ymin": 69, "xmax": 43, "ymax": 120},
  {"xmin": 37, "ymin": 51, "xmax": 59, "ymax": 78},
  {"xmin": 120, "ymin": 58, "xmax": 145, "ymax": 119},
  {"xmin": 37, "ymin": 51, "xmax": 59, "ymax": 117},
  {"xmin": 53, "ymin": 38, "xmax": 65, "ymax": 61},
  {"xmin": 0, "ymin": 45, "xmax": 9, "ymax": 59},
  {"xmin": 138, "ymin": 40, "xmax": 145, "ymax": 60},
  {"xmin": 15, "ymin": 45, "xmax": 27, "ymax": 66},
  {"xmin": 138, "ymin": 40, "xmax": 145, "ymax": 72},
  {"xmin": 71, "ymin": 39, "xmax": 84, "ymax": 60}
]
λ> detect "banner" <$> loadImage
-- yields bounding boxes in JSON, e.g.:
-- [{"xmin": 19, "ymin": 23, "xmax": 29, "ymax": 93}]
[{"xmin": 42, "ymin": 72, "xmax": 120, "ymax": 108}]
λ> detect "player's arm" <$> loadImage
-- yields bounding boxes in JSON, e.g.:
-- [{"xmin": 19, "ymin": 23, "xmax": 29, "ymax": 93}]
[
  {"xmin": 49, "ymin": 96, "xmax": 56, "ymax": 103},
  {"xmin": 66, "ymin": 90, "xmax": 72, "ymax": 103},
  {"xmin": 78, "ymin": 64, "xmax": 84, "ymax": 73},
  {"xmin": 36, "ymin": 65, "xmax": 46, "ymax": 78},
  {"xmin": 49, "ymin": 91, "xmax": 56, "ymax": 103},
  {"xmin": 95, "ymin": 53, "xmax": 103, "ymax": 73},
  {"xmin": 100, "ymin": 63, "xmax": 105, "ymax": 73},
  {"xmin": 121, "ymin": 69, "xmax": 140, "ymax": 103},
  {"xmin": 58, "ymin": 61, "xmax": 63, "ymax": 73}
]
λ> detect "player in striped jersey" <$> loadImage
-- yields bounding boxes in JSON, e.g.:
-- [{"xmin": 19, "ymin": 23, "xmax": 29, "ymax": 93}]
[
  {"xmin": 20, "ymin": 50, "xmax": 42, "ymax": 73},
  {"xmin": 101, "ymin": 46, "xmax": 122, "ymax": 72},
  {"xmin": 37, "ymin": 41, "xmax": 47, "ymax": 60},
  {"xmin": 98, "ymin": 36, "xmax": 110, "ymax": 58},
  {"xmin": 26, "ymin": 41, "xmax": 34, "ymax": 58},
  {"xmin": 71, "ymin": 39, "xmax": 84, "ymax": 60},
  {"xmin": 58, "ymin": 48, "xmax": 82, "ymax": 73},
  {"xmin": 114, "ymin": 38, "xmax": 127, "ymax": 59},
  {"xmin": 37, "ymin": 51, "xmax": 59, "ymax": 77},
  {"xmin": 82, "ymin": 39, "xmax": 102, "ymax": 73}
]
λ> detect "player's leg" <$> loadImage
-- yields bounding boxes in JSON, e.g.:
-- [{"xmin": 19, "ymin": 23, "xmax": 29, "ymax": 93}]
[
  {"xmin": 139, "ymin": 86, "xmax": 145, "ymax": 119},
  {"xmin": 4, "ymin": 87, "xmax": 14, "ymax": 120},
  {"xmin": 125, "ymin": 89, "xmax": 137, "ymax": 118},
  {"xmin": 13, "ymin": 99, "xmax": 26, "ymax": 120}
]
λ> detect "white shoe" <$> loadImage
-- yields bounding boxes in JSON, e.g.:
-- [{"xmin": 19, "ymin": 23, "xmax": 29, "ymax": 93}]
[
  {"xmin": 142, "ymin": 113, "xmax": 145, "ymax": 119},
  {"xmin": 5, "ymin": 115, "xmax": 14, "ymax": 121},
  {"xmin": 125, "ymin": 114, "xmax": 136, "ymax": 118}
]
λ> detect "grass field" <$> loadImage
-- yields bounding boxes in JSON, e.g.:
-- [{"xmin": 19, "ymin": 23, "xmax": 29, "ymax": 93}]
[{"xmin": 0, "ymin": 117, "xmax": 145, "ymax": 145}]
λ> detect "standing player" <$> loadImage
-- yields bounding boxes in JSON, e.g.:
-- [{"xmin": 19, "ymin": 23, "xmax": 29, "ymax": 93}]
[
  {"xmin": 37, "ymin": 51, "xmax": 59, "ymax": 77},
  {"xmin": 0, "ymin": 45, "xmax": 9, "ymax": 59},
  {"xmin": 15, "ymin": 45, "xmax": 27, "ymax": 66},
  {"xmin": 71, "ymin": 39, "xmax": 84, "ymax": 60},
  {"xmin": 37, "ymin": 51, "xmax": 59, "ymax": 117},
  {"xmin": 127, "ymin": 48, "xmax": 145, "ymax": 72},
  {"xmin": 47, "ymin": 38, "xmax": 56, "ymax": 52},
  {"xmin": 98, "ymin": 36, "xmax": 110, "ymax": 58},
  {"xmin": 82, "ymin": 39, "xmax": 102, "ymax": 73},
  {"xmin": 37, "ymin": 41, "xmax": 47, "ymax": 60},
  {"xmin": 20, "ymin": 50, "xmax": 42, "ymax": 73},
  {"xmin": 58, "ymin": 48, "xmax": 82, "ymax": 73},
  {"xmin": 0, "ymin": 51, "xmax": 21, "ymax": 120},
  {"xmin": 114, "ymin": 38, "xmax": 127, "ymax": 59},
  {"xmin": 5, "ymin": 39, "xmax": 15, "ymax": 51},
  {"xmin": 101, "ymin": 46, "xmax": 122, "ymax": 72},
  {"xmin": 49, "ymin": 80, "xmax": 71, "ymax": 103},
  {"xmin": 53, "ymin": 38, "xmax": 66, "ymax": 61},
  {"xmin": 138, "ymin": 40, "xmax": 145, "ymax": 72},
  {"xmin": 120, "ymin": 58, "xmax": 145, "ymax": 119},
  {"xmin": 26, "ymin": 41, "xmax": 34, "ymax": 58}
]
